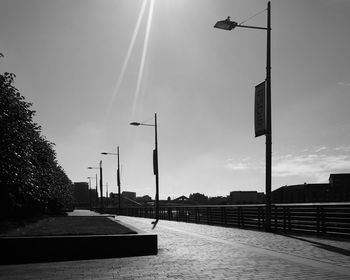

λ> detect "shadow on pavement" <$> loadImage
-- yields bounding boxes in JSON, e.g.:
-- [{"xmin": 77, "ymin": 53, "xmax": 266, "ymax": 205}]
[{"xmin": 282, "ymin": 234, "xmax": 350, "ymax": 257}]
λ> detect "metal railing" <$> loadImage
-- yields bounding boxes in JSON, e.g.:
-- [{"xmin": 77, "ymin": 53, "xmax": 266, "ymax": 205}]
[{"xmin": 103, "ymin": 203, "xmax": 350, "ymax": 239}]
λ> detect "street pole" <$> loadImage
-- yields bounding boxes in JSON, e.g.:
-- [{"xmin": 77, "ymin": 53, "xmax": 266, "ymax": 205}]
[
  {"xmin": 87, "ymin": 177, "xmax": 92, "ymax": 209},
  {"xmin": 101, "ymin": 148, "xmax": 122, "ymax": 214},
  {"xmin": 106, "ymin": 182, "xmax": 108, "ymax": 206},
  {"xmin": 95, "ymin": 173, "xmax": 98, "ymax": 207},
  {"xmin": 99, "ymin": 160, "xmax": 103, "ymax": 211},
  {"xmin": 154, "ymin": 113, "xmax": 159, "ymax": 221},
  {"xmin": 130, "ymin": 113, "xmax": 160, "ymax": 227},
  {"xmin": 265, "ymin": 1, "xmax": 272, "ymax": 232},
  {"xmin": 117, "ymin": 146, "xmax": 121, "ymax": 215},
  {"xmin": 214, "ymin": 1, "xmax": 272, "ymax": 231}
]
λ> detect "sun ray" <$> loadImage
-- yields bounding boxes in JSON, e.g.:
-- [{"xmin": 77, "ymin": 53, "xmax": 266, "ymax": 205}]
[
  {"xmin": 104, "ymin": 0, "xmax": 148, "ymax": 122},
  {"xmin": 130, "ymin": 0, "xmax": 155, "ymax": 121}
]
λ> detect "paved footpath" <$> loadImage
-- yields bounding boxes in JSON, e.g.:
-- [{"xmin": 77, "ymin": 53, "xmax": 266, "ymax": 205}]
[{"xmin": 1, "ymin": 214, "xmax": 350, "ymax": 279}]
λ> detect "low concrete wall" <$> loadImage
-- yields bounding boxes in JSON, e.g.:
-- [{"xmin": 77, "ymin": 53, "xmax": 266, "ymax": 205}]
[{"xmin": 1, "ymin": 233, "xmax": 157, "ymax": 264}]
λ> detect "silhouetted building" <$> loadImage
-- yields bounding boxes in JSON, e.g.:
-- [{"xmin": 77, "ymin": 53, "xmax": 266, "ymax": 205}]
[
  {"xmin": 174, "ymin": 195, "xmax": 189, "ymax": 202},
  {"xmin": 89, "ymin": 189, "xmax": 98, "ymax": 206},
  {"xmin": 109, "ymin": 192, "xmax": 117, "ymax": 199},
  {"xmin": 229, "ymin": 191, "xmax": 265, "ymax": 204},
  {"xmin": 208, "ymin": 196, "xmax": 228, "ymax": 205},
  {"xmin": 122, "ymin": 191, "xmax": 136, "ymax": 200},
  {"xmin": 73, "ymin": 182, "xmax": 89, "ymax": 206},
  {"xmin": 188, "ymin": 193, "xmax": 208, "ymax": 204},
  {"xmin": 329, "ymin": 173, "xmax": 350, "ymax": 188},
  {"xmin": 136, "ymin": 195, "xmax": 152, "ymax": 203},
  {"xmin": 272, "ymin": 183, "xmax": 330, "ymax": 203},
  {"xmin": 329, "ymin": 173, "xmax": 350, "ymax": 201},
  {"xmin": 109, "ymin": 191, "xmax": 141, "ymax": 207},
  {"xmin": 272, "ymin": 174, "xmax": 350, "ymax": 203}
]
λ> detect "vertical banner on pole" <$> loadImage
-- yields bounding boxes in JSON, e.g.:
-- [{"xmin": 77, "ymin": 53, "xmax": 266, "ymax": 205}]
[
  {"xmin": 153, "ymin": 149, "xmax": 158, "ymax": 175},
  {"xmin": 117, "ymin": 169, "xmax": 120, "ymax": 186},
  {"xmin": 255, "ymin": 81, "xmax": 266, "ymax": 137}
]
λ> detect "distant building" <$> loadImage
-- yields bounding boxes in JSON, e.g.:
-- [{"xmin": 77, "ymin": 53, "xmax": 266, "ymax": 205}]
[
  {"xmin": 272, "ymin": 183, "xmax": 330, "ymax": 203},
  {"xmin": 174, "ymin": 195, "xmax": 190, "ymax": 203},
  {"xmin": 89, "ymin": 189, "xmax": 98, "ymax": 206},
  {"xmin": 272, "ymin": 174, "xmax": 350, "ymax": 203},
  {"xmin": 208, "ymin": 196, "xmax": 228, "ymax": 205},
  {"xmin": 122, "ymin": 191, "xmax": 136, "ymax": 200},
  {"xmin": 109, "ymin": 191, "xmax": 141, "ymax": 206},
  {"xmin": 229, "ymin": 191, "xmax": 265, "ymax": 204},
  {"xmin": 109, "ymin": 192, "xmax": 118, "ymax": 199},
  {"xmin": 136, "ymin": 195, "xmax": 152, "ymax": 203},
  {"xmin": 329, "ymin": 173, "xmax": 350, "ymax": 188},
  {"xmin": 73, "ymin": 182, "xmax": 89, "ymax": 206},
  {"xmin": 329, "ymin": 173, "xmax": 350, "ymax": 201}
]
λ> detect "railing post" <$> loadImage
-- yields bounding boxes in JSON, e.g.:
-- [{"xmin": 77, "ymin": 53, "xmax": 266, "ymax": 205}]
[
  {"xmin": 283, "ymin": 206, "xmax": 287, "ymax": 232},
  {"xmin": 274, "ymin": 205, "xmax": 277, "ymax": 231},
  {"xmin": 316, "ymin": 205, "xmax": 320, "ymax": 236},
  {"xmin": 220, "ymin": 207, "xmax": 223, "ymax": 225},
  {"xmin": 321, "ymin": 205, "xmax": 326, "ymax": 234},
  {"xmin": 207, "ymin": 207, "xmax": 210, "ymax": 224},
  {"xmin": 234, "ymin": 207, "xmax": 238, "ymax": 227},
  {"xmin": 167, "ymin": 208, "xmax": 171, "ymax": 220},
  {"xmin": 241, "ymin": 207, "xmax": 244, "ymax": 227},
  {"xmin": 223, "ymin": 207, "xmax": 227, "ymax": 226},
  {"xmin": 238, "ymin": 207, "xmax": 241, "ymax": 227},
  {"xmin": 288, "ymin": 207, "xmax": 291, "ymax": 231}
]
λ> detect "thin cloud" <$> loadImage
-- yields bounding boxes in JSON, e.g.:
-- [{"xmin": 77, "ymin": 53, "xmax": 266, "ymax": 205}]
[
  {"xmin": 227, "ymin": 147, "xmax": 350, "ymax": 183},
  {"xmin": 226, "ymin": 158, "xmax": 263, "ymax": 171},
  {"xmin": 273, "ymin": 154, "xmax": 350, "ymax": 182},
  {"xmin": 337, "ymin": 81, "xmax": 350, "ymax": 86},
  {"xmin": 334, "ymin": 145, "xmax": 350, "ymax": 152},
  {"xmin": 315, "ymin": 146, "xmax": 327, "ymax": 153},
  {"xmin": 273, "ymin": 155, "xmax": 324, "ymax": 178},
  {"xmin": 226, "ymin": 162, "xmax": 249, "ymax": 170}
]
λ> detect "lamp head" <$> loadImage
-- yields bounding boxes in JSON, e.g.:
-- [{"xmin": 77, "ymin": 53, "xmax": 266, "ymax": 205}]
[
  {"xmin": 214, "ymin": 17, "xmax": 237, "ymax": 31},
  {"xmin": 130, "ymin": 122, "xmax": 141, "ymax": 126},
  {"xmin": 101, "ymin": 152, "xmax": 108, "ymax": 155}
]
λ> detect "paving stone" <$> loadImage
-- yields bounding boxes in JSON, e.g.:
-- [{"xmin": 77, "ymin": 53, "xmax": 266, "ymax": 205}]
[{"xmin": 0, "ymin": 215, "xmax": 349, "ymax": 279}]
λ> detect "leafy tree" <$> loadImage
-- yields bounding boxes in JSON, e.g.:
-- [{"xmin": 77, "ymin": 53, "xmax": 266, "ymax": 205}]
[
  {"xmin": 189, "ymin": 193, "xmax": 209, "ymax": 204},
  {"xmin": 0, "ymin": 54, "xmax": 73, "ymax": 217},
  {"xmin": 208, "ymin": 196, "xmax": 228, "ymax": 205}
]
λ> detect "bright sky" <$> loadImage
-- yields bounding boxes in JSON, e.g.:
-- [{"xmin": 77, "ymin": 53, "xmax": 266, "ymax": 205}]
[{"xmin": 1, "ymin": 0, "xmax": 350, "ymax": 199}]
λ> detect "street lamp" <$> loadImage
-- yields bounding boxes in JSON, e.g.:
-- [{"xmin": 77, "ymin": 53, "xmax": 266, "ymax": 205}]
[
  {"xmin": 101, "ymin": 146, "xmax": 122, "ymax": 215},
  {"xmin": 130, "ymin": 113, "xmax": 159, "ymax": 226},
  {"xmin": 214, "ymin": 2, "xmax": 272, "ymax": 231},
  {"xmin": 88, "ymin": 160, "xmax": 104, "ymax": 211}
]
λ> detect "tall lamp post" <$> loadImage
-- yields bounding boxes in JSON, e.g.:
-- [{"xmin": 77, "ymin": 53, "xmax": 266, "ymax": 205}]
[
  {"xmin": 214, "ymin": 1, "xmax": 272, "ymax": 231},
  {"xmin": 88, "ymin": 161, "xmax": 104, "ymax": 211},
  {"xmin": 94, "ymin": 173, "xmax": 98, "ymax": 206},
  {"xmin": 101, "ymin": 146, "xmax": 122, "ymax": 215},
  {"xmin": 130, "ymin": 113, "xmax": 159, "ymax": 225}
]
